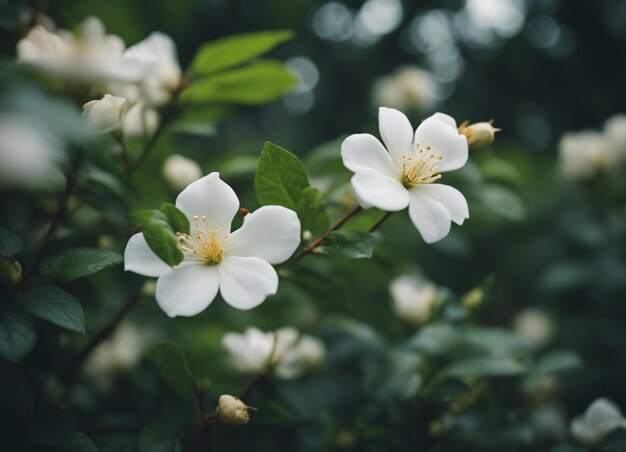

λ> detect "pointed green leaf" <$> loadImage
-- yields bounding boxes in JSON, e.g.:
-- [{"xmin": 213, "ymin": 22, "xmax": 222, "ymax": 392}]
[
  {"xmin": 445, "ymin": 357, "xmax": 526, "ymax": 378},
  {"xmin": 0, "ymin": 304, "xmax": 36, "ymax": 361},
  {"xmin": 160, "ymin": 203, "xmax": 190, "ymax": 235},
  {"xmin": 17, "ymin": 285, "xmax": 85, "ymax": 333},
  {"xmin": 296, "ymin": 187, "xmax": 329, "ymax": 236},
  {"xmin": 190, "ymin": 29, "xmax": 294, "ymax": 76},
  {"xmin": 183, "ymin": 60, "xmax": 297, "ymax": 105},
  {"xmin": 134, "ymin": 206, "xmax": 187, "ymax": 267},
  {"xmin": 149, "ymin": 343, "xmax": 196, "ymax": 395},
  {"xmin": 139, "ymin": 420, "xmax": 181, "ymax": 452},
  {"xmin": 0, "ymin": 226, "xmax": 22, "ymax": 257},
  {"xmin": 40, "ymin": 248, "xmax": 123, "ymax": 281},
  {"xmin": 314, "ymin": 231, "xmax": 377, "ymax": 259}
]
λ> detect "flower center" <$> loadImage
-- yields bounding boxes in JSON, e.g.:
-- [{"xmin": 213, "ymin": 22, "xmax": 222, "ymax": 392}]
[
  {"xmin": 176, "ymin": 215, "xmax": 224, "ymax": 264},
  {"xmin": 401, "ymin": 144, "xmax": 443, "ymax": 187}
]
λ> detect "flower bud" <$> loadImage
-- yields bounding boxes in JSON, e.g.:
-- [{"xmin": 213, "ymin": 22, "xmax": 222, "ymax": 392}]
[
  {"xmin": 461, "ymin": 287, "xmax": 483, "ymax": 310},
  {"xmin": 217, "ymin": 395, "xmax": 253, "ymax": 426},
  {"xmin": 0, "ymin": 259, "xmax": 22, "ymax": 286},
  {"xmin": 162, "ymin": 154, "xmax": 202, "ymax": 192},
  {"xmin": 82, "ymin": 94, "xmax": 131, "ymax": 134},
  {"xmin": 459, "ymin": 121, "xmax": 500, "ymax": 151}
]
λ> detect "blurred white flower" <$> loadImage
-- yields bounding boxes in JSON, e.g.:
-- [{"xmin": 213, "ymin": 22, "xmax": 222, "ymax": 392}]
[
  {"xmin": 222, "ymin": 327, "xmax": 326, "ymax": 379},
  {"xmin": 162, "ymin": 154, "xmax": 203, "ymax": 192},
  {"xmin": 82, "ymin": 94, "xmax": 132, "ymax": 134},
  {"xmin": 110, "ymin": 32, "xmax": 182, "ymax": 107},
  {"xmin": 558, "ymin": 130, "xmax": 617, "ymax": 181},
  {"xmin": 124, "ymin": 173, "xmax": 301, "ymax": 317},
  {"xmin": 571, "ymin": 398, "xmax": 626, "ymax": 446},
  {"xmin": 372, "ymin": 66, "xmax": 438, "ymax": 113},
  {"xmin": 341, "ymin": 107, "xmax": 469, "ymax": 243},
  {"xmin": 84, "ymin": 320, "xmax": 152, "ymax": 382},
  {"xmin": 0, "ymin": 115, "xmax": 64, "ymax": 191},
  {"xmin": 604, "ymin": 113, "xmax": 626, "ymax": 159},
  {"xmin": 122, "ymin": 102, "xmax": 159, "ymax": 138},
  {"xmin": 389, "ymin": 275, "xmax": 438, "ymax": 325},
  {"xmin": 512, "ymin": 308, "xmax": 553, "ymax": 348},
  {"xmin": 17, "ymin": 17, "xmax": 147, "ymax": 85},
  {"xmin": 217, "ymin": 395, "xmax": 254, "ymax": 425}
]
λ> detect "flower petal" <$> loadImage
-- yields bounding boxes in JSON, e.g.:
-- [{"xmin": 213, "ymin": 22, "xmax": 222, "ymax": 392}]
[
  {"xmin": 379, "ymin": 107, "xmax": 415, "ymax": 164},
  {"xmin": 155, "ymin": 263, "xmax": 219, "ymax": 317},
  {"xmin": 351, "ymin": 168, "xmax": 409, "ymax": 211},
  {"xmin": 408, "ymin": 188, "xmax": 452, "ymax": 243},
  {"xmin": 417, "ymin": 184, "xmax": 469, "ymax": 225},
  {"xmin": 341, "ymin": 133, "xmax": 399, "ymax": 178},
  {"xmin": 124, "ymin": 233, "xmax": 171, "ymax": 277},
  {"xmin": 218, "ymin": 256, "xmax": 278, "ymax": 310},
  {"xmin": 226, "ymin": 206, "xmax": 301, "ymax": 264},
  {"xmin": 414, "ymin": 113, "xmax": 468, "ymax": 173},
  {"xmin": 175, "ymin": 172, "xmax": 239, "ymax": 233}
]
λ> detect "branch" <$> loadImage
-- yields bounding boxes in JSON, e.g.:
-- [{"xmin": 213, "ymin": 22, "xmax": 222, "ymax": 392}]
[{"xmin": 368, "ymin": 211, "xmax": 394, "ymax": 233}]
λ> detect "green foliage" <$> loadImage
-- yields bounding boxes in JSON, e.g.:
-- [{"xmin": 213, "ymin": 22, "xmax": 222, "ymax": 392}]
[
  {"xmin": 182, "ymin": 60, "xmax": 298, "ymax": 105},
  {"xmin": 0, "ymin": 304, "xmax": 36, "ymax": 361},
  {"xmin": 134, "ymin": 203, "xmax": 190, "ymax": 267},
  {"xmin": 30, "ymin": 404, "xmax": 78, "ymax": 446},
  {"xmin": 0, "ymin": 226, "xmax": 22, "ymax": 257},
  {"xmin": 536, "ymin": 350, "xmax": 582, "ymax": 376},
  {"xmin": 149, "ymin": 343, "xmax": 197, "ymax": 395},
  {"xmin": 255, "ymin": 141, "xmax": 329, "ymax": 235},
  {"xmin": 190, "ymin": 29, "xmax": 294, "ymax": 76},
  {"xmin": 0, "ymin": 361, "xmax": 33, "ymax": 425},
  {"xmin": 17, "ymin": 285, "xmax": 85, "ymax": 333},
  {"xmin": 314, "ymin": 231, "xmax": 377, "ymax": 258},
  {"xmin": 445, "ymin": 357, "xmax": 527, "ymax": 378},
  {"xmin": 40, "ymin": 248, "xmax": 123, "ymax": 281},
  {"xmin": 138, "ymin": 420, "xmax": 182, "ymax": 452}
]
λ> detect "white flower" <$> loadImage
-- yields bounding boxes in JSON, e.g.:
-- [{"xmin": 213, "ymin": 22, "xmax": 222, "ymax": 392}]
[
  {"xmin": 162, "ymin": 154, "xmax": 203, "ymax": 192},
  {"xmin": 17, "ymin": 17, "xmax": 147, "ymax": 85},
  {"xmin": 0, "ymin": 115, "xmax": 64, "ymax": 191},
  {"xmin": 82, "ymin": 94, "xmax": 132, "ymax": 134},
  {"xmin": 604, "ymin": 113, "xmax": 626, "ymax": 159},
  {"xmin": 122, "ymin": 102, "xmax": 159, "ymax": 138},
  {"xmin": 372, "ymin": 67, "xmax": 438, "ymax": 113},
  {"xmin": 217, "ymin": 395, "xmax": 253, "ymax": 426},
  {"xmin": 570, "ymin": 398, "xmax": 626, "ymax": 446},
  {"xmin": 512, "ymin": 308, "xmax": 553, "ymax": 348},
  {"xmin": 124, "ymin": 173, "xmax": 301, "ymax": 317},
  {"xmin": 558, "ymin": 130, "xmax": 616, "ymax": 180},
  {"xmin": 341, "ymin": 107, "xmax": 469, "ymax": 243},
  {"xmin": 222, "ymin": 327, "xmax": 325, "ymax": 379},
  {"xmin": 389, "ymin": 275, "xmax": 438, "ymax": 325},
  {"xmin": 110, "ymin": 32, "xmax": 182, "ymax": 106}
]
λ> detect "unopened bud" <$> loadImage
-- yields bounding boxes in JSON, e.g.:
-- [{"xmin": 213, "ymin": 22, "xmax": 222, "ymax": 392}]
[
  {"xmin": 83, "ymin": 94, "xmax": 131, "ymax": 134},
  {"xmin": 0, "ymin": 259, "xmax": 22, "ymax": 286},
  {"xmin": 239, "ymin": 208, "xmax": 249, "ymax": 218},
  {"xmin": 217, "ymin": 395, "xmax": 255, "ymax": 426},
  {"xmin": 459, "ymin": 120, "xmax": 500, "ymax": 151},
  {"xmin": 162, "ymin": 154, "xmax": 202, "ymax": 192},
  {"xmin": 461, "ymin": 287, "xmax": 484, "ymax": 310}
]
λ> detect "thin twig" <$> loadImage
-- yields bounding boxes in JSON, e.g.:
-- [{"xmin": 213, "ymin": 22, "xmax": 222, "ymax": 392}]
[
  {"xmin": 368, "ymin": 211, "xmax": 394, "ymax": 233},
  {"xmin": 291, "ymin": 205, "xmax": 362, "ymax": 262},
  {"xmin": 63, "ymin": 293, "xmax": 141, "ymax": 383},
  {"xmin": 113, "ymin": 133, "xmax": 132, "ymax": 173}
]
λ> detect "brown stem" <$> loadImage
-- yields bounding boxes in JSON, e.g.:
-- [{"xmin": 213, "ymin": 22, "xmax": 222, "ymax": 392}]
[
  {"xmin": 113, "ymin": 133, "xmax": 132, "ymax": 173},
  {"xmin": 63, "ymin": 293, "xmax": 141, "ymax": 383},
  {"xmin": 18, "ymin": 155, "xmax": 81, "ymax": 289},
  {"xmin": 291, "ymin": 205, "xmax": 362, "ymax": 262},
  {"xmin": 239, "ymin": 374, "xmax": 265, "ymax": 402},
  {"xmin": 128, "ymin": 114, "xmax": 170, "ymax": 174},
  {"xmin": 368, "ymin": 211, "xmax": 394, "ymax": 233}
]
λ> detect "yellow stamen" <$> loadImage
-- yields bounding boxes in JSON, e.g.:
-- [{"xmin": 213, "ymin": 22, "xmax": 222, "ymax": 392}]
[
  {"xmin": 176, "ymin": 215, "xmax": 224, "ymax": 264},
  {"xmin": 401, "ymin": 144, "xmax": 443, "ymax": 187}
]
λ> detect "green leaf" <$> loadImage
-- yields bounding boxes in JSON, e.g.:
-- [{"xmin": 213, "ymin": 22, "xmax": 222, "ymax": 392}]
[
  {"xmin": 29, "ymin": 404, "xmax": 77, "ymax": 446},
  {"xmin": 17, "ymin": 285, "xmax": 85, "ymax": 333},
  {"xmin": 190, "ymin": 29, "xmax": 294, "ymax": 76},
  {"xmin": 478, "ymin": 184, "xmax": 526, "ymax": 221},
  {"xmin": 0, "ymin": 226, "xmax": 22, "ymax": 257},
  {"xmin": 40, "ymin": 248, "xmax": 123, "ymax": 282},
  {"xmin": 49, "ymin": 433, "xmax": 97, "ymax": 452},
  {"xmin": 296, "ymin": 187, "xmax": 329, "ymax": 236},
  {"xmin": 134, "ymin": 205, "xmax": 189, "ymax": 267},
  {"xmin": 138, "ymin": 420, "xmax": 181, "ymax": 452},
  {"xmin": 536, "ymin": 350, "xmax": 582, "ymax": 376},
  {"xmin": 0, "ymin": 304, "xmax": 36, "ymax": 361},
  {"xmin": 0, "ymin": 361, "xmax": 34, "ymax": 426},
  {"xmin": 255, "ymin": 141, "xmax": 310, "ymax": 210},
  {"xmin": 149, "ymin": 343, "xmax": 196, "ymax": 394},
  {"xmin": 445, "ymin": 357, "xmax": 527, "ymax": 378},
  {"xmin": 183, "ymin": 60, "xmax": 297, "ymax": 105},
  {"xmin": 314, "ymin": 231, "xmax": 377, "ymax": 259}
]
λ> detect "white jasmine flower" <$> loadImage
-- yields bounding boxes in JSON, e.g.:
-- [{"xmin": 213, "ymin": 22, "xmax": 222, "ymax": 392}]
[
  {"xmin": 0, "ymin": 115, "xmax": 64, "ymax": 191},
  {"xmin": 122, "ymin": 102, "xmax": 159, "ymax": 138},
  {"xmin": 372, "ymin": 67, "xmax": 438, "ymax": 113},
  {"xmin": 17, "ymin": 17, "xmax": 147, "ymax": 84},
  {"xmin": 341, "ymin": 107, "xmax": 469, "ymax": 243},
  {"xmin": 513, "ymin": 308, "xmax": 553, "ymax": 348},
  {"xmin": 222, "ymin": 327, "xmax": 325, "ymax": 379},
  {"xmin": 111, "ymin": 32, "xmax": 182, "ymax": 106},
  {"xmin": 558, "ymin": 130, "xmax": 616, "ymax": 180},
  {"xmin": 82, "ymin": 94, "xmax": 132, "ymax": 134},
  {"xmin": 162, "ymin": 154, "xmax": 203, "ymax": 192},
  {"xmin": 604, "ymin": 113, "xmax": 626, "ymax": 159},
  {"xmin": 571, "ymin": 398, "xmax": 626, "ymax": 446},
  {"xmin": 124, "ymin": 173, "xmax": 301, "ymax": 317},
  {"xmin": 217, "ymin": 395, "xmax": 254, "ymax": 425},
  {"xmin": 389, "ymin": 275, "xmax": 438, "ymax": 326}
]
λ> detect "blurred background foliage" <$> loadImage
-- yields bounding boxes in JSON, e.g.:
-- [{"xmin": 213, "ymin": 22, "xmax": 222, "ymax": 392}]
[{"xmin": 1, "ymin": 0, "xmax": 626, "ymax": 451}]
